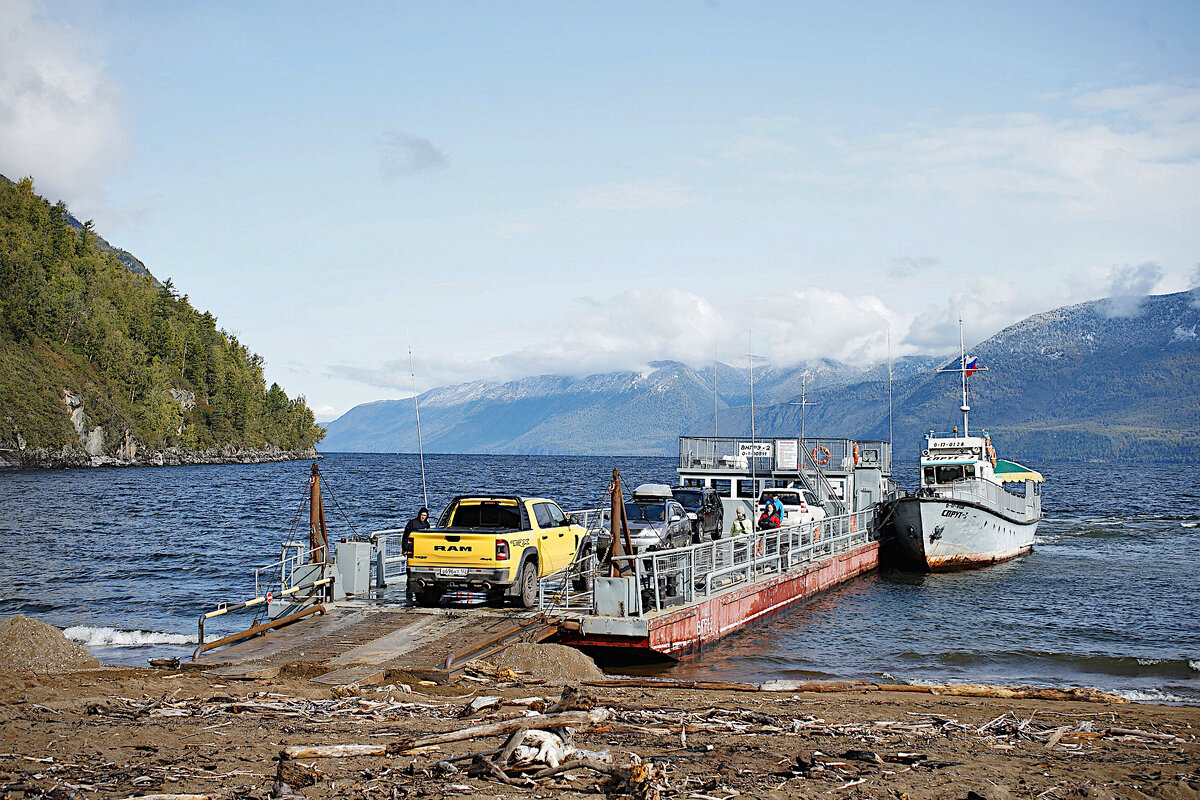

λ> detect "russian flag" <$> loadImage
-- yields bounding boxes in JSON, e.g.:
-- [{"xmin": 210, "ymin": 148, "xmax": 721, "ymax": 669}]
[{"xmin": 965, "ymin": 356, "xmax": 979, "ymax": 377}]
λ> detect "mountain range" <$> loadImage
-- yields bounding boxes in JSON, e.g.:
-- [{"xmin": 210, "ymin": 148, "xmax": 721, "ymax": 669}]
[{"xmin": 321, "ymin": 290, "xmax": 1200, "ymax": 461}]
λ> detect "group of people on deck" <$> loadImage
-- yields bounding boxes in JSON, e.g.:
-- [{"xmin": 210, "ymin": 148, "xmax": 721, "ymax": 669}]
[{"xmin": 727, "ymin": 495, "xmax": 786, "ymax": 536}]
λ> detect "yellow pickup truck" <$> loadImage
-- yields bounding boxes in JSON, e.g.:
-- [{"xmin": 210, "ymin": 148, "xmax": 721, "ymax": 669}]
[{"xmin": 403, "ymin": 495, "xmax": 590, "ymax": 608}]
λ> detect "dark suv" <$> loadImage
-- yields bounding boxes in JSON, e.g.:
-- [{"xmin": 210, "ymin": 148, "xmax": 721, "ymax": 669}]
[{"xmin": 671, "ymin": 486, "xmax": 724, "ymax": 542}]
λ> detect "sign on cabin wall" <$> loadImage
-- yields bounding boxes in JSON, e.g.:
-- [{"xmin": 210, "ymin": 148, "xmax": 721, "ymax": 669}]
[
  {"xmin": 775, "ymin": 439, "xmax": 799, "ymax": 471},
  {"xmin": 739, "ymin": 441, "xmax": 773, "ymax": 458}
]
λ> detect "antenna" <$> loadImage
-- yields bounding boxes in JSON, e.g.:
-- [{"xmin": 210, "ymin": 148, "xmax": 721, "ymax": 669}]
[
  {"xmin": 713, "ymin": 359, "xmax": 718, "ymax": 439},
  {"xmin": 748, "ymin": 331, "xmax": 757, "ymax": 493},
  {"xmin": 936, "ymin": 317, "xmax": 987, "ymax": 437},
  {"xmin": 887, "ymin": 328, "xmax": 894, "ymax": 447},
  {"xmin": 408, "ymin": 339, "xmax": 429, "ymax": 510},
  {"xmin": 788, "ymin": 373, "xmax": 815, "ymax": 445}
]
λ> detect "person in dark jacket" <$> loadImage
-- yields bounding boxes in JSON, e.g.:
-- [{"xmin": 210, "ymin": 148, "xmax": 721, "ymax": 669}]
[
  {"xmin": 402, "ymin": 507, "xmax": 430, "ymax": 601},
  {"xmin": 757, "ymin": 507, "xmax": 781, "ymax": 530}
]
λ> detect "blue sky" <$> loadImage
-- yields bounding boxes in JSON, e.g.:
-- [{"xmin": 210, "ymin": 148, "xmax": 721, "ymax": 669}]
[{"xmin": 3, "ymin": 1, "xmax": 1199, "ymax": 419}]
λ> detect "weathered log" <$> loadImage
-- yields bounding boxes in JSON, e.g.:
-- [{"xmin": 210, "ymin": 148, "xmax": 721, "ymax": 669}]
[
  {"xmin": 874, "ymin": 683, "xmax": 1129, "ymax": 704},
  {"xmin": 549, "ymin": 684, "xmax": 597, "ymax": 713},
  {"xmin": 760, "ymin": 679, "xmax": 874, "ymax": 692},
  {"xmin": 400, "ymin": 708, "xmax": 607, "ymax": 752},
  {"xmin": 282, "ymin": 708, "xmax": 609, "ymax": 759},
  {"xmin": 584, "ymin": 679, "xmax": 758, "ymax": 692},
  {"xmin": 281, "ymin": 743, "xmax": 389, "ymax": 759}
]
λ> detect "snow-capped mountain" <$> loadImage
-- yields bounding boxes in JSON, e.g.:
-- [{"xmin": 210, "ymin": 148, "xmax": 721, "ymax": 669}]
[{"xmin": 321, "ymin": 291, "xmax": 1200, "ymax": 460}]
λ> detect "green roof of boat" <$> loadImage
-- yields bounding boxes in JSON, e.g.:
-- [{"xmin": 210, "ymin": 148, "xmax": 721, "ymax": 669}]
[{"xmin": 994, "ymin": 459, "xmax": 1044, "ymax": 483}]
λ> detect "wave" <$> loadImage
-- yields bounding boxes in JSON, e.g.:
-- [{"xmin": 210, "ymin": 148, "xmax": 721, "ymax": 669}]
[
  {"xmin": 894, "ymin": 650, "xmax": 1200, "ymax": 679},
  {"xmin": 1114, "ymin": 688, "xmax": 1193, "ymax": 704},
  {"xmin": 63, "ymin": 625, "xmax": 197, "ymax": 647}
]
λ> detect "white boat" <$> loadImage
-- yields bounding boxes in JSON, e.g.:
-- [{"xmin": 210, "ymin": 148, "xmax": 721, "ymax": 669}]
[{"xmin": 884, "ymin": 324, "xmax": 1045, "ymax": 571}]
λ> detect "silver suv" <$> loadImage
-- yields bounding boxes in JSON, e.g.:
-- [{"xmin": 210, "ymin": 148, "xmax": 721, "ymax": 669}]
[{"xmin": 599, "ymin": 483, "xmax": 693, "ymax": 553}]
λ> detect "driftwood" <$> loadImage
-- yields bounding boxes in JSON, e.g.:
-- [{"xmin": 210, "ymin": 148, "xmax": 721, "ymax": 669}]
[
  {"xmin": 282, "ymin": 708, "xmax": 609, "ymax": 759},
  {"xmin": 587, "ymin": 677, "xmax": 1127, "ymax": 703},
  {"xmin": 584, "ymin": 678, "xmax": 759, "ymax": 692}
]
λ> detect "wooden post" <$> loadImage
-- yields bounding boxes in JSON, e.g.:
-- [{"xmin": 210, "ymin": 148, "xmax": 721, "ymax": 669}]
[
  {"xmin": 608, "ymin": 468, "xmax": 634, "ymax": 577},
  {"xmin": 309, "ymin": 463, "xmax": 328, "ymax": 563}
]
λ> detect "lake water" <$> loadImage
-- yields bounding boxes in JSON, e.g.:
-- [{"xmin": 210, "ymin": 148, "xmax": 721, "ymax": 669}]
[{"xmin": 0, "ymin": 453, "xmax": 1196, "ymax": 703}]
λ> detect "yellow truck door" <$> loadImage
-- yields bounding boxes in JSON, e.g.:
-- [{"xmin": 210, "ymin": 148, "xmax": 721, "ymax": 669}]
[{"xmin": 530, "ymin": 500, "xmax": 580, "ymax": 573}]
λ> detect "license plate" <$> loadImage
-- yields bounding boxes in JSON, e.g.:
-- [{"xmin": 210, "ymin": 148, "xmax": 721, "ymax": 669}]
[{"xmin": 439, "ymin": 568, "xmax": 469, "ymax": 577}]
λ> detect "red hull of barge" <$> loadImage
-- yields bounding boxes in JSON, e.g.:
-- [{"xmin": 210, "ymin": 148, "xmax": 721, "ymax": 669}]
[{"xmin": 560, "ymin": 540, "xmax": 880, "ymax": 661}]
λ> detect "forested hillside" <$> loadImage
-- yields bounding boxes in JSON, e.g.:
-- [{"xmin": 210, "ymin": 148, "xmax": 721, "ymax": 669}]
[{"xmin": 0, "ymin": 176, "xmax": 323, "ymax": 466}]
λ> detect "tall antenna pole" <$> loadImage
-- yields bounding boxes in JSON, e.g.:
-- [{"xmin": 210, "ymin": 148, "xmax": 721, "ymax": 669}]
[
  {"xmin": 748, "ymin": 331, "xmax": 756, "ymax": 446},
  {"xmin": 408, "ymin": 341, "xmax": 429, "ymax": 510},
  {"xmin": 887, "ymin": 328, "xmax": 894, "ymax": 447},
  {"xmin": 713, "ymin": 359, "xmax": 718, "ymax": 439},
  {"xmin": 748, "ymin": 331, "xmax": 757, "ymax": 493},
  {"xmin": 958, "ymin": 317, "xmax": 970, "ymax": 437}
]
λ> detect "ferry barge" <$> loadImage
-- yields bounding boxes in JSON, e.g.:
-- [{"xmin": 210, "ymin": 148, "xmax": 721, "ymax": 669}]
[
  {"xmin": 193, "ymin": 437, "xmax": 897, "ymax": 676},
  {"xmin": 556, "ymin": 435, "xmax": 895, "ymax": 661}
]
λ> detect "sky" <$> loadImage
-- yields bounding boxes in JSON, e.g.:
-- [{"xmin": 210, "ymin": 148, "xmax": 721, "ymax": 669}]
[{"xmin": 3, "ymin": 1, "xmax": 1199, "ymax": 420}]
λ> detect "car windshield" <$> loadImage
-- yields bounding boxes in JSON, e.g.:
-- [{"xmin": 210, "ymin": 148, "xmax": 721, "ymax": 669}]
[
  {"xmin": 625, "ymin": 502, "xmax": 664, "ymax": 522},
  {"xmin": 672, "ymin": 490, "xmax": 703, "ymax": 510},
  {"xmin": 761, "ymin": 490, "xmax": 801, "ymax": 505}
]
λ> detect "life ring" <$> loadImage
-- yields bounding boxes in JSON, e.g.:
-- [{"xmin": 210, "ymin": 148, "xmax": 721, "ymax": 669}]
[
  {"xmin": 986, "ymin": 444, "xmax": 997, "ymax": 467},
  {"xmin": 754, "ymin": 536, "xmax": 763, "ymax": 557},
  {"xmin": 852, "ymin": 443, "xmax": 860, "ymax": 466},
  {"xmin": 850, "ymin": 515, "xmax": 857, "ymax": 533},
  {"xmin": 812, "ymin": 445, "xmax": 831, "ymax": 466}
]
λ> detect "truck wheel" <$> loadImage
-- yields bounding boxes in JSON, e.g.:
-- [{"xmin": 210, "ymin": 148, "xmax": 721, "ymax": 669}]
[
  {"xmin": 415, "ymin": 587, "xmax": 442, "ymax": 607},
  {"xmin": 515, "ymin": 560, "xmax": 538, "ymax": 609},
  {"xmin": 572, "ymin": 546, "xmax": 594, "ymax": 592}
]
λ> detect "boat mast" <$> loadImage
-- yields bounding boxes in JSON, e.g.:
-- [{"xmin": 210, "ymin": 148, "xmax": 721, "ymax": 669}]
[
  {"xmin": 958, "ymin": 318, "xmax": 970, "ymax": 437},
  {"xmin": 937, "ymin": 318, "xmax": 988, "ymax": 438},
  {"xmin": 887, "ymin": 328, "xmax": 894, "ymax": 446}
]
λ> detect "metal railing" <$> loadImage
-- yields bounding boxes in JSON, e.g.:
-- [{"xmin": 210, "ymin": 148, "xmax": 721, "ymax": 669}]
[
  {"xmin": 252, "ymin": 541, "xmax": 327, "ymax": 600},
  {"xmin": 602, "ymin": 506, "xmax": 878, "ymax": 616},
  {"xmin": 679, "ymin": 436, "xmax": 891, "ymax": 476},
  {"xmin": 931, "ymin": 478, "xmax": 1040, "ymax": 520}
]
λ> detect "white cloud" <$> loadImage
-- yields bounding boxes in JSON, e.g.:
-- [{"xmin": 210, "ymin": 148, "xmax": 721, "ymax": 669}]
[
  {"xmin": 0, "ymin": 0, "xmax": 125, "ymax": 211},
  {"xmin": 1099, "ymin": 262, "xmax": 1164, "ymax": 317},
  {"xmin": 313, "ymin": 404, "xmax": 339, "ymax": 423},
  {"xmin": 380, "ymin": 131, "xmax": 448, "ymax": 178},
  {"xmin": 733, "ymin": 81, "xmax": 1200, "ymax": 221},
  {"xmin": 571, "ymin": 179, "xmax": 695, "ymax": 210},
  {"xmin": 331, "ymin": 286, "xmax": 913, "ymax": 394},
  {"xmin": 903, "ymin": 278, "xmax": 1040, "ymax": 352}
]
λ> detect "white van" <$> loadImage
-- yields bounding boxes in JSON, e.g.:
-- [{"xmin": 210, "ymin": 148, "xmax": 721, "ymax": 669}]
[{"xmin": 757, "ymin": 487, "xmax": 826, "ymax": 527}]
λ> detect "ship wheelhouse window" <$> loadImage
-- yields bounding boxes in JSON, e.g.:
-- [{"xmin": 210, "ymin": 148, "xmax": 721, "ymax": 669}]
[
  {"xmin": 683, "ymin": 478, "xmax": 704, "ymax": 488},
  {"xmin": 712, "ymin": 479, "xmax": 732, "ymax": 498},
  {"xmin": 933, "ymin": 465, "xmax": 966, "ymax": 484},
  {"xmin": 923, "ymin": 466, "xmax": 935, "ymax": 485},
  {"xmin": 964, "ymin": 465, "xmax": 976, "ymax": 479},
  {"xmin": 737, "ymin": 479, "xmax": 758, "ymax": 498}
]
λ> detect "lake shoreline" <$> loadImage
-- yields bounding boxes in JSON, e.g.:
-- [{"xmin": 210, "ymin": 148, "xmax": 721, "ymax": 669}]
[
  {"xmin": 1, "ymin": 665, "xmax": 1197, "ymax": 799},
  {"xmin": 0, "ymin": 444, "xmax": 319, "ymax": 470}
]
